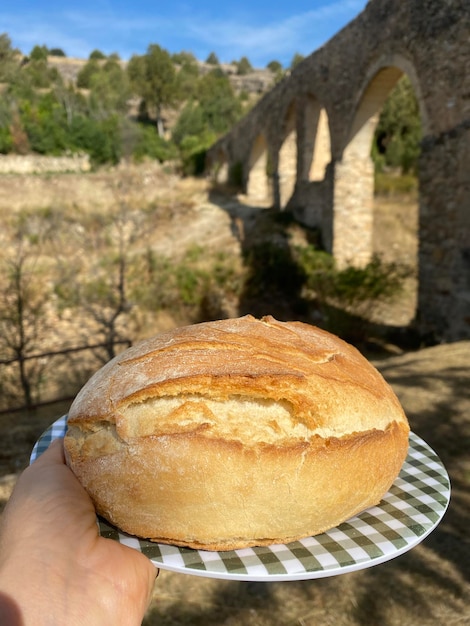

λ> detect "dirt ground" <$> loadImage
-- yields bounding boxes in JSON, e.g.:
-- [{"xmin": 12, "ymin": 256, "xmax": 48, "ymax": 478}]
[
  {"xmin": 0, "ymin": 166, "xmax": 469, "ymax": 625},
  {"xmin": 1, "ymin": 341, "xmax": 468, "ymax": 626}
]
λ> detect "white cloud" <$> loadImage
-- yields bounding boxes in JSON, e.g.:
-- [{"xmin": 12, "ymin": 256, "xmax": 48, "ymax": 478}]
[
  {"xmin": 180, "ymin": 0, "xmax": 366, "ymax": 64},
  {"xmin": 0, "ymin": 0, "xmax": 367, "ymax": 65}
]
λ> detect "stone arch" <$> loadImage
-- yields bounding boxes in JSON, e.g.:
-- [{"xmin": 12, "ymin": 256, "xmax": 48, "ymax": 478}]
[
  {"xmin": 333, "ymin": 64, "xmax": 418, "ymax": 267},
  {"xmin": 278, "ymin": 101, "xmax": 297, "ymax": 208},
  {"xmin": 246, "ymin": 133, "xmax": 271, "ymax": 204}
]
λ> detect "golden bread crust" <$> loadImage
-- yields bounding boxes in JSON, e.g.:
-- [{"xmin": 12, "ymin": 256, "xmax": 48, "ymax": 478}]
[{"xmin": 64, "ymin": 315, "xmax": 409, "ymax": 550}]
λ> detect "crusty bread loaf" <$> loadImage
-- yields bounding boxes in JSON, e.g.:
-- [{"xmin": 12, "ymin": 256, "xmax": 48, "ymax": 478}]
[{"xmin": 64, "ymin": 315, "xmax": 409, "ymax": 550}]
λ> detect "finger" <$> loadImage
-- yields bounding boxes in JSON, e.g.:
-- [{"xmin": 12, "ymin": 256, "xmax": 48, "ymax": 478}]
[{"xmin": 32, "ymin": 437, "xmax": 65, "ymax": 467}]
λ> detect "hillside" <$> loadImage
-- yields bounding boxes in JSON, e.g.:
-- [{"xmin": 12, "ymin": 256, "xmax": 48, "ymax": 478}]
[
  {"xmin": 46, "ymin": 54, "xmax": 276, "ymax": 95},
  {"xmin": 0, "ymin": 162, "xmax": 468, "ymax": 625}
]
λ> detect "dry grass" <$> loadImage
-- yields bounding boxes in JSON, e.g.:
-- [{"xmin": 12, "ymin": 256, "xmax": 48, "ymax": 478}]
[
  {"xmin": 139, "ymin": 342, "xmax": 470, "ymax": 626},
  {"xmin": 0, "ymin": 166, "xmax": 468, "ymax": 625}
]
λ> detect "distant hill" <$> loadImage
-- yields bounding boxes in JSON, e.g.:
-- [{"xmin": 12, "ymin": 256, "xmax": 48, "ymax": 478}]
[{"xmin": 46, "ymin": 55, "xmax": 276, "ymax": 96}]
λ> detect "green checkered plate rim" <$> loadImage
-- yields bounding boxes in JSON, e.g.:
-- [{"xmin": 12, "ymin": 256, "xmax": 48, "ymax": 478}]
[{"xmin": 31, "ymin": 416, "xmax": 450, "ymax": 582}]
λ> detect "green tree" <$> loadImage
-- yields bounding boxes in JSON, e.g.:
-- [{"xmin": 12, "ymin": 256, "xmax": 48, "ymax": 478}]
[
  {"xmin": 172, "ymin": 51, "xmax": 197, "ymax": 65},
  {"xmin": 174, "ymin": 51, "xmax": 200, "ymax": 100},
  {"xmin": 89, "ymin": 49, "xmax": 106, "ymax": 60},
  {"xmin": 22, "ymin": 57, "xmax": 61, "ymax": 88},
  {"xmin": 374, "ymin": 75, "xmax": 422, "ymax": 174},
  {"xmin": 29, "ymin": 45, "xmax": 49, "ymax": 61},
  {"xmin": 49, "ymin": 48, "xmax": 66, "ymax": 57},
  {"xmin": 236, "ymin": 56, "xmax": 253, "ymax": 75},
  {"xmin": 197, "ymin": 69, "xmax": 242, "ymax": 134},
  {"xmin": 172, "ymin": 69, "xmax": 242, "ymax": 174},
  {"xmin": 267, "ymin": 60, "xmax": 282, "ymax": 73},
  {"xmin": 21, "ymin": 92, "xmax": 68, "ymax": 154},
  {"xmin": 172, "ymin": 101, "xmax": 206, "ymax": 146},
  {"xmin": 0, "ymin": 33, "xmax": 21, "ymax": 82},
  {"xmin": 132, "ymin": 123, "xmax": 178, "ymax": 162},
  {"xmin": 69, "ymin": 114, "xmax": 122, "ymax": 165},
  {"xmin": 127, "ymin": 44, "xmax": 178, "ymax": 136},
  {"xmin": 0, "ymin": 90, "xmax": 13, "ymax": 152},
  {"xmin": 76, "ymin": 58, "xmax": 101, "ymax": 88},
  {"xmin": 205, "ymin": 51, "xmax": 219, "ymax": 65},
  {"xmin": 290, "ymin": 53, "xmax": 305, "ymax": 69},
  {"xmin": 173, "ymin": 69, "xmax": 242, "ymax": 143},
  {"xmin": 88, "ymin": 57, "xmax": 130, "ymax": 117},
  {"xmin": 54, "ymin": 82, "xmax": 87, "ymax": 127}
]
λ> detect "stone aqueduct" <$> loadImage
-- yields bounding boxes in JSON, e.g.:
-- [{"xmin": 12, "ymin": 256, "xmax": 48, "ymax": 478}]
[{"xmin": 206, "ymin": 0, "xmax": 469, "ymax": 343}]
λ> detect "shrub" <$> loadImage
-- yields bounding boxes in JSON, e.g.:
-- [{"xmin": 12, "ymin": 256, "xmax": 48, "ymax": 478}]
[
  {"xmin": 296, "ymin": 246, "xmax": 410, "ymax": 320},
  {"xmin": 133, "ymin": 124, "xmax": 178, "ymax": 162},
  {"xmin": 374, "ymin": 172, "xmax": 418, "ymax": 196}
]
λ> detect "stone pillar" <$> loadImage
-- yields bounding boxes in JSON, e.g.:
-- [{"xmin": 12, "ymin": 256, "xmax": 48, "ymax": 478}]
[
  {"xmin": 331, "ymin": 155, "xmax": 375, "ymax": 267},
  {"xmin": 246, "ymin": 134, "xmax": 271, "ymax": 204},
  {"xmin": 278, "ymin": 129, "xmax": 297, "ymax": 208},
  {"xmin": 417, "ymin": 124, "xmax": 470, "ymax": 341}
]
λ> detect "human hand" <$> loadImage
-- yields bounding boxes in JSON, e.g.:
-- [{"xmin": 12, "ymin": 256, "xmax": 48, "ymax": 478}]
[{"xmin": 0, "ymin": 438, "xmax": 157, "ymax": 626}]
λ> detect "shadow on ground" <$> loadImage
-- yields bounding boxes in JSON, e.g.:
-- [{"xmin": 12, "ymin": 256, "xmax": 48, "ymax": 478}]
[{"xmin": 143, "ymin": 342, "xmax": 469, "ymax": 626}]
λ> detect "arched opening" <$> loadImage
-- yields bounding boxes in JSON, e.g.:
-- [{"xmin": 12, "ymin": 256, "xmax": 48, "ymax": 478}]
[
  {"xmin": 246, "ymin": 133, "xmax": 271, "ymax": 205},
  {"xmin": 291, "ymin": 95, "xmax": 332, "ymax": 231},
  {"xmin": 334, "ymin": 66, "xmax": 405, "ymax": 266},
  {"xmin": 309, "ymin": 108, "xmax": 331, "ymax": 181},
  {"xmin": 211, "ymin": 148, "xmax": 229, "ymax": 185},
  {"xmin": 371, "ymin": 74, "xmax": 422, "ymax": 327},
  {"xmin": 278, "ymin": 102, "xmax": 297, "ymax": 208},
  {"xmin": 333, "ymin": 64, "xmax": 423, "ymax": 327},
  {"xmin": 306, "ymin": 100, "xmax": 331, "ymax": 182}
]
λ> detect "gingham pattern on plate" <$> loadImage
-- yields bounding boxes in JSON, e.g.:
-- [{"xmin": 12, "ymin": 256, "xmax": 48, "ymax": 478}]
[{"xmin": 31, "ymin": 417, "xmax": 450, "ymax": 582}]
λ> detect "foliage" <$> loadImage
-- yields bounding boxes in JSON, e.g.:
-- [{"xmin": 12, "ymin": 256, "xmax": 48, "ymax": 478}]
[
  {"xmin": 22, "ymin": 57, "xmax": 61, "ymax": 88},
  {"xmin": 29, "ymin": 45, "xmax": 49, "ymax": 61},
  {"xmin": 0, "ymin": 31, "xmax": 423, "ymax": 177},
  {"xmin": 296, "ymin": 246, "xmax": 410, "ymax": 320},
  {"xmin": 205, "ymin": 52, "xmax": 219, "ymax": 65},
  {"xmin": 242, "ymin": 242, "xmax": 306, "ymax": 302},
  {"xmin": 89, "ymin": 49, "xmax": 106, "ymax": 60},
  {"xmin": 196, "ymin": 69, "xmax": 242, "ymax": 133},
  {"xmin": 172, "ymin": 69, "xmax": 243, "ymax": 173},
  {"xmin": 267, "ymin": 60, "xmax": 282, "ymax": 73},
  {"xmin": 49, "ymin": 48, "xmax": 66, "ymax": 57},
  {"xmin": 88, "ymin": 57, "xmax": 131, "ymax": 116},
  {"xmin": 290, "ymin": 53, "xmax": 305, "ymax": 69},
  {"xmin": 131, "ymin": 245, "xmax": 243, "ymax": 318},
  {"xmin": 128, "ymin": 44, "xmax": 179, "ymax": 136},
  {"xmin": 374, "ymin": 172, "xmax": 418, "ymax": 196},
  {"xmin": 69, "ymin": 114, "xmax": 122, "ymax": 165},
  {"xmin": 174, "ymin": 52, "xmax": 200, "ymax": 100},
  {"xmin": 76, "ymin": 58, "xmax": 101, "ymax": 88},
  {"xmin": 236, "ymin": 56, "xmax": 253, "ymax": 75},
  {"xmin": 0, "ymin": 33, "xmax": 20, "ymax": 82},
  {"xmin": 373, "ymin": 75, "xmax": 422, "ymax": 174},
  {"xmin": 133, "ymin": 123, "xmax": 178, "ymax": 162},
  {"xmin": 20, "ymin": 93, "xmax": 68, "ymax": 154}
]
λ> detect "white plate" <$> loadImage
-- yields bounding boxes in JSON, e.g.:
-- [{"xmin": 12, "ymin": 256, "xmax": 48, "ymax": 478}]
[{"xmin": 31, "ymin": 416, "xmax": 450, "ymax": 581}]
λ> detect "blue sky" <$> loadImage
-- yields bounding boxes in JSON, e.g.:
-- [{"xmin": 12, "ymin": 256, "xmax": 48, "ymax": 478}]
[{"xmin": 2, "ymin": 0, "xmax": 368, "ymax": 68}]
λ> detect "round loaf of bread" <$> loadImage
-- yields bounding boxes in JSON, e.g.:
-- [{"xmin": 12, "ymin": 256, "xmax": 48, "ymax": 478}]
[{"xmin": 64, "ymin": 315, "xmax": 409, "ymax": 551}]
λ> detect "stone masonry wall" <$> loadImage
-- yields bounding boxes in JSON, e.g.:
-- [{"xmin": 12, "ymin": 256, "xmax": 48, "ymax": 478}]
[
  {"xmin": 206, "ymin": 0, "xmax": 470, "ymax": 342},
  {"xmin": 0, "ymin": 154, "xmax": 91, "ymax": 175}
]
